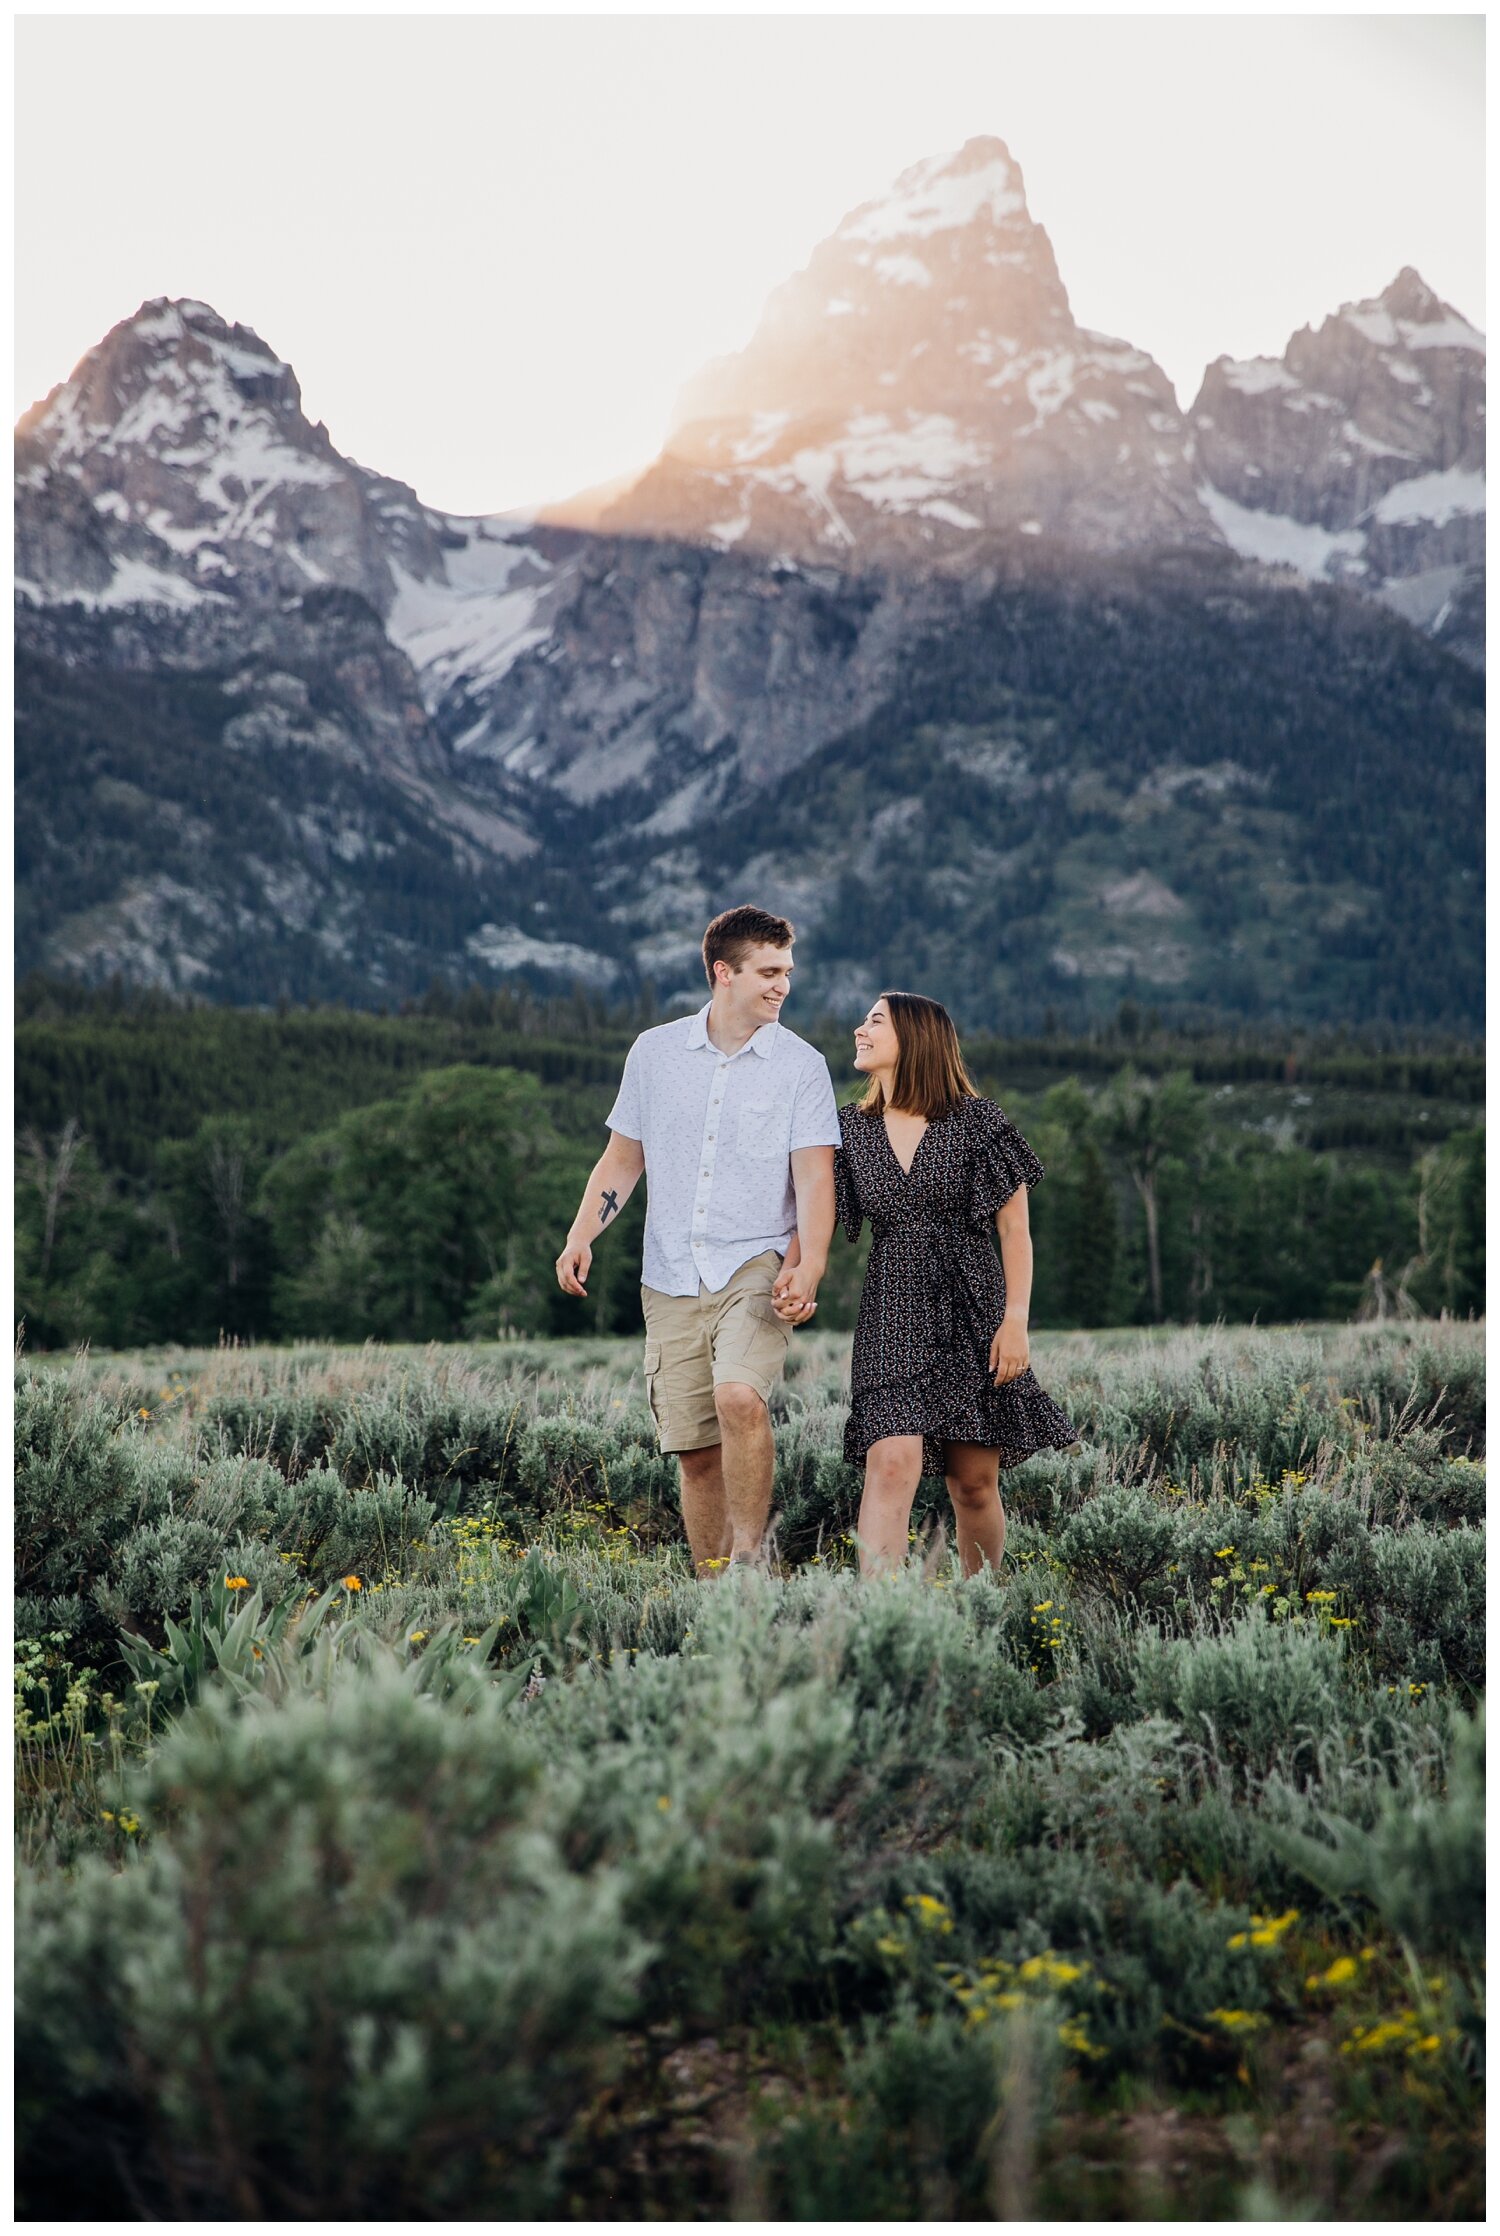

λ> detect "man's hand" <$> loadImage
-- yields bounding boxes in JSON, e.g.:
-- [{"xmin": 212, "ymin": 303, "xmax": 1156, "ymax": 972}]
[
  {"xmin": 989, "ymin": 1315, "xmax": 1030, "ymax": 1385},
  {"xmin": 556, "ymin": 1237, "xmax": 593, "ymax": 1297},
  {"xmin": 772, "ymin": 1257, "xmax": 823, "ymax": 1325}
]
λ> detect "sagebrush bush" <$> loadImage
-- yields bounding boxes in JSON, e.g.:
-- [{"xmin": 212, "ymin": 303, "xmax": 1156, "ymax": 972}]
[{"xmin": 16, "ymin": 1664, "xmax": 648, "ymax": 2219}]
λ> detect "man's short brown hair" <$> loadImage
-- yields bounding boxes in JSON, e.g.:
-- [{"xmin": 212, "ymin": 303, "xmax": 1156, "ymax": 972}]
[{"xmin": 702, "ymin": 905, "xmax": 795, "ymax": 987}]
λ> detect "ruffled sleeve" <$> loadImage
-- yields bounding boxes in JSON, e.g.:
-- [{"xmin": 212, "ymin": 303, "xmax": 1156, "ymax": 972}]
[
  {"xmin": 968, "ymin": 1098, "xmax": 1045, "ymax": 1225},
  {"xmin": 834, "ymin": 1110, "xmax": 864, "ymax": 1243}
]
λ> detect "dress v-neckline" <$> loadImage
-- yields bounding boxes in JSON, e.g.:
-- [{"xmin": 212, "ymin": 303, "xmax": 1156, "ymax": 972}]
[{"xmin": 880, "ymin": 1108, "xmax": 932, "ymax": 1180}]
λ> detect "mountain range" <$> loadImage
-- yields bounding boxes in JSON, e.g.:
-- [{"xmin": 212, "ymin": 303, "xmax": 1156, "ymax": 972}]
[{"xmin": 14, "ymin": 136, "xmax": 1485, "ymax": 1028}]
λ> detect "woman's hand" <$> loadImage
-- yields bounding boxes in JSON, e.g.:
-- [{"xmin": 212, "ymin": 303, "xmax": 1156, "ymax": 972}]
[
  {"xmin": 989, "ymin": 1316, "xmax": 1030, "ymax": 1385},
  {"xmin": 772, "ymin": 1259, "xmax": 821, "ymax": 1324}
]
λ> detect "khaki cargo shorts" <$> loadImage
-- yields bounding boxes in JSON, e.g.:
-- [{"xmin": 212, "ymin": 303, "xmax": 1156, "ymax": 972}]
[{"xmin": 640, "ymin": 1248, "xmax": 790, "ymax": 1453}]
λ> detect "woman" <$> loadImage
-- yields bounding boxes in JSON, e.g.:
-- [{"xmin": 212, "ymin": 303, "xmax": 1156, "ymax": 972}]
[{"xmin": 835, "ymin": 991, "xmax": 1078, "ymax": 1578}]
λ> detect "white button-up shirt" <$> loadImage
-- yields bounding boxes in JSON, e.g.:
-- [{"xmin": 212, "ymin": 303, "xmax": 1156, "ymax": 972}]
[{"xmin": 606, "ymin": 1003, "xmax": 842, "ymax": 1295}]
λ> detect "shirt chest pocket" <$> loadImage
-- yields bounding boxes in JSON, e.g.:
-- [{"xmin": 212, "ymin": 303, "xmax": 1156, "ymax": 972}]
[{"xmin": 735, "ymin": 1098, "xmax": 786, "ymax": 1160}]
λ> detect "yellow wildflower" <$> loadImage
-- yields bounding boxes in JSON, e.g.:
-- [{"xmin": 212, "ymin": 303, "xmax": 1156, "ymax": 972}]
[
  {"xmin": 1306, "ymin": 1956, "xmax": 1359, "ymax": 1990},
  {"xmin": 1019, "ymin": 1953, "xmax": 1086, "ymax": 1986},
  {"xmin": 224, "ymin": 1575, "xmax": 250, "ymax": 1591},
  {"xmin": 906, "ymin": 1894, "xmax": 954, "ymax": 1933},
  {"xmin": 343, "ymin": 1575, "xmax": 362, "ymax": 1591}
]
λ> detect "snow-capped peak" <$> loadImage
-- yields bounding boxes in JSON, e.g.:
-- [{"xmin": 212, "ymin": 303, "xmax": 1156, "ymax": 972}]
[
  {"xmin": 605, "ymin": 132, "xmax": 1207, "ymax": 561},
  {"xmin": 1336, "ymin": 266, "xmax": 1486, "ymax": 356},
  {"xmin": 836, "ymin": 136, "xmax": 1029, "ymax": 246},
  {"xmin": 16, "ymin": 295, "xmax": 306, "ymax": 469}
]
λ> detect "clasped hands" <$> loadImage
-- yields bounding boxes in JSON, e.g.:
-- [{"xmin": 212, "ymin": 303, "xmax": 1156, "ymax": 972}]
[{"xmin": 771, "ymin": 1257, "xmax": 822, "ymax": 1325}]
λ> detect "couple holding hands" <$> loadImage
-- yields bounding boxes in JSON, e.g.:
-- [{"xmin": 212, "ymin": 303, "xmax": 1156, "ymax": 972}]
[{"xmin": 555, "ymin": 906, "xmax": 1078, "ymax": 1578}]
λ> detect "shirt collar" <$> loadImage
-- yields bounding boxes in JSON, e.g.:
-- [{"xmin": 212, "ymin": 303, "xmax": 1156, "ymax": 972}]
[{"xmin": 686, "ymin": 1001, "xmax": 780, "ymax": 1059}]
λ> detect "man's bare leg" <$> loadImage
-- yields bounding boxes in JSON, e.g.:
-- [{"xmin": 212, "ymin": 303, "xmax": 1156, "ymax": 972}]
[
  {"xmin": 676, "ymin": 1445, "xmax": 734, "ymax": 1577},
  {"xmin": 713, "ymin": 1382, "xmax": 775, "ymax": 1565}
]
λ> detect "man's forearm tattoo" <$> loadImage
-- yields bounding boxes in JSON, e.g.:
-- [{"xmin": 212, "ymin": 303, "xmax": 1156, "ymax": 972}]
[{"xmin": 598, "ymin": 1188, "xmax": 620, "ymax": 1226}]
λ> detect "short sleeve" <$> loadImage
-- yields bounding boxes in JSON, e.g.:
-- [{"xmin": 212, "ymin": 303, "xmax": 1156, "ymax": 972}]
[
  {"xmin": 789, "ymin": 1055, "xmax": 842, "ymax": 1152},
  {"xmin": 605, "ymin": 1038, "xmax": 644, "ymax": 1141},
  {"xmin": 969, "ymin": 1098, "xmax": 1044, "ymax": 1224},
  {"xmin": 834, "ymin": 1113, "xmax": 864, "ymax": 1243}
]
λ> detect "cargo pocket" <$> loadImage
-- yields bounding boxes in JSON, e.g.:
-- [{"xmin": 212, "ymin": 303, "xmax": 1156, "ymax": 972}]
[{"xmin": 642, "ymin": 1339, "xmax": 663, "ymax": 1426}]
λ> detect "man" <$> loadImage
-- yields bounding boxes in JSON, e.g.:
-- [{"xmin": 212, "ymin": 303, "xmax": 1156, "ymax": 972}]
[{"xmin": 555, "ymin": 905, "xmax": 839, "ymax": 1574}]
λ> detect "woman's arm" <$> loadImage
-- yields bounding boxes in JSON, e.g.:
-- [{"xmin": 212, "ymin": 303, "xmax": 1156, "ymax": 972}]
[{"xmin": 989, "ymin": 1186, "xmax": 1033, "ymax": 1382}]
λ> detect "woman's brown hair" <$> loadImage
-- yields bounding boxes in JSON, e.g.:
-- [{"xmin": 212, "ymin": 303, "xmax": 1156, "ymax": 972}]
[{"xmin": 860, "ymin": 990, "xmax": 979, "ymax": 1120}]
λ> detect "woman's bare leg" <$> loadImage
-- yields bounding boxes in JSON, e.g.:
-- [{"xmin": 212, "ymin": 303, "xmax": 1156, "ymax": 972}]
[
  {"xmin": 943, "ymin": 1442, "xmax": 1006, "ymax": 1576},
  {"xmin": 856, "ymin": 1435, "xmax": 925, "ymax": 1577}
]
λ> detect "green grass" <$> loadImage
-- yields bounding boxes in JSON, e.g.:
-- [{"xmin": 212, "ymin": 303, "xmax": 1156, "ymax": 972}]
[{"xmin": 15, "ymin": 1319, "xmax": 1485, "ymax": 2218}]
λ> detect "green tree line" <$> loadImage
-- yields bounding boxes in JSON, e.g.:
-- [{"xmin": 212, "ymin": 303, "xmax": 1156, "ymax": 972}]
[{"xmin": 14, "ymin": 996, "xmax": 1483, "ymax": 1351}]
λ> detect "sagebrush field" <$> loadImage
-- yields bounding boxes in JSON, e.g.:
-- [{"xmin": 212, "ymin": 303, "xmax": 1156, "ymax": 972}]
[{"xmin": 15, "ymin": 1318, "xmax": 1484, "ymax": 2218}]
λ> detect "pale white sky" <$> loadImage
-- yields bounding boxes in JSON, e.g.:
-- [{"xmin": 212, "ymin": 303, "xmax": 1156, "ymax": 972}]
[{"xmin": 14, "ymin": 12, "xmax": 1485, "ymax": 517}]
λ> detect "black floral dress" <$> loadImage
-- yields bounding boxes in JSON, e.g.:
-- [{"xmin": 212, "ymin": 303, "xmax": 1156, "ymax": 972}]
[{"xmin": 835, "ymin": 1094, "xmax": 1079, "ymax": 1481}]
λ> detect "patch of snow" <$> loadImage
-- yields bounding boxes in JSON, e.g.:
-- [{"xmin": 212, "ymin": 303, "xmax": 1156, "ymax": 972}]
[
  {"xmin": 1375, "ymin": 563, "xmax": 1471, "ymax": 631},
  {"xmin": 1023, "ymin": 352, "xmax": 1076, "ymax": 423},
  {"xmin": 75, "ymin": 556, "xmax": 229, "ymax": 611},
  {"xmin": 1369, "ymin": 465, "xmax": 1485, "ymax": 526},
  {"xmin": 1344, "ymin": 423, "xmax": 1416, "ymax": 459},
  {"xmin": 706, "ymin": 515, "xmax": 750, "ymax": 546},
  {"xmin": 1080, "ymin": 398, "xmax": 1120, "ymax": 424},
  {"xmin": 840, "ymin": 149, "xmax": 1025, "ymax": 245},
  {"xmin": 777, "ymin": 446, "xmax": 856, "ymax": 544},
  {"xmin": 143, "ymin": 505, "xmax": 216, "ymax": 553},
  {"xmin": 466, "ymin": 923, "xmax": 619, "ymax": 981},
  {"xmin": 1220, "ymin": 357, "xmax": 1299, "ymax": 396},
  {"xmin": 130, "ymin": 305, "xmax": 186, "ymax": 343},
  {"xmin": 108, "ymin": 388, "xmax": 195, "ymax": 450},
  {"xmin": 825, "ymin": 297, "xmax": 856, "ymax": 316},
  {"xmin": 1077, "ymin": 333, "xmax": 1154, "ymax": 377},
  {"xmin": 920, "ymin": 499, "xmax": 982, "ymax": 529},
  {"xmin": 1198, "ymin": 482, "xmax": 1367, "ymax": 576},
  {"xmin": 1344, "ymin": 306, "xmax": 1398, "ymax": 348},
  {"xmin": 1401, "ymin": 312, "xmax": 1485, "ymax": 353},
  {"xmin": 767, "ymin": 413, "xmax": 985, "ymax": 514},
  {"xmin": 386, "ymin": 549, "xmax": 554, "ymax": 702},
  {"xmin": 215, "ymin": 339, "xmax": 284, "ymax": 380},
  {"xmin": 730, "ymin": 409, "xmax": 791, "ymax": 464},
  {"xmin": 873, "ymin": 253, "xmax": 933, "ymax": 288}
]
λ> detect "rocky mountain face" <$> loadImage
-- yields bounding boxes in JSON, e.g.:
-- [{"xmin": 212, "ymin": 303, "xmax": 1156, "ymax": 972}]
[
  {"xmin": 13, "ymin": 140, "xmax": 1486, "ymax": 1023},
  {"xmin": 1191, "ymin": 266, "xmax": 1486, "ymax": 665}
]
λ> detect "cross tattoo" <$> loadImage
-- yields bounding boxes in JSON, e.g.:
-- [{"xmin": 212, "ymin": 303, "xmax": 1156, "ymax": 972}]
[{"xmin": 598, "ymin": 1189, "xmax": 619, "ymax": 1224}]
